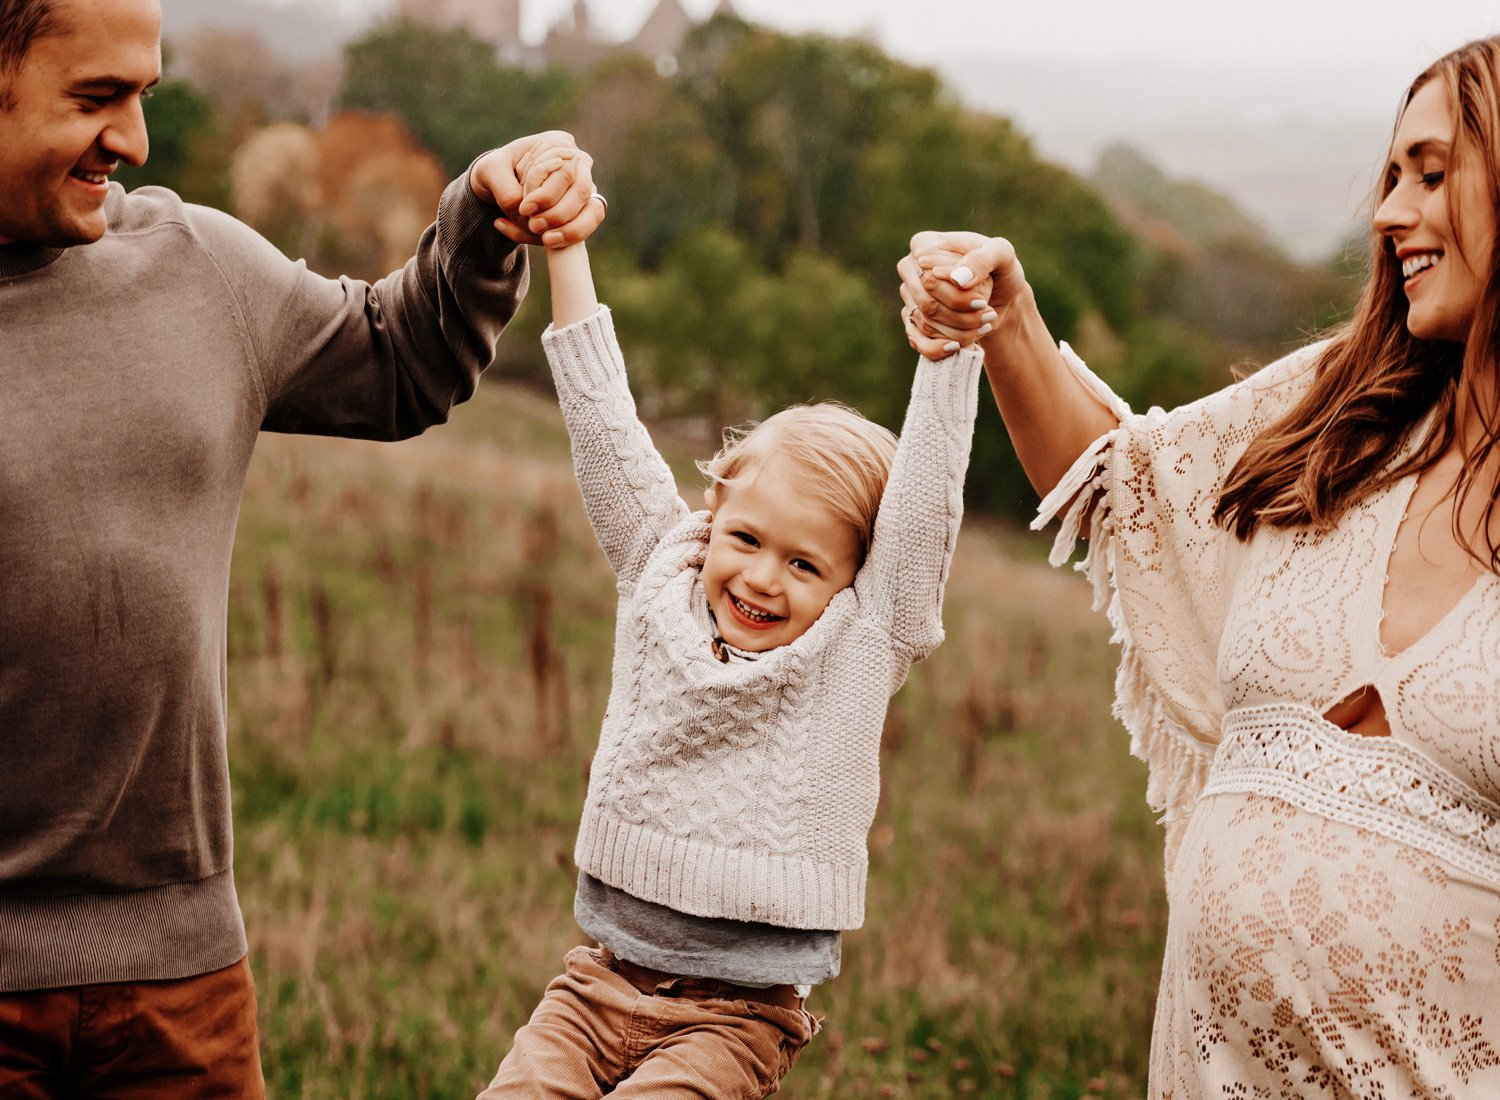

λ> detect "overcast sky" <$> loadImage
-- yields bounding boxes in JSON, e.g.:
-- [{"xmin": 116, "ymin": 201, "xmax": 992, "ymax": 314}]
[{"xmin": 519, "ymin": 0, "xmax": 1498, "ymax": 78}]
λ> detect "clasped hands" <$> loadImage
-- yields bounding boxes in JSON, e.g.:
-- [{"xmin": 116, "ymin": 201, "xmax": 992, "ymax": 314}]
[
  {"xmin": 470, "ymin": 131, "xmax": 605, "ymax": 249},
  {"xmin": 899, "ymin": 231, "xmax": 1031, "ymax": 360},
  {"xmin": 471, "ymin": 136, "xmax": 1024, "ymax": 350}
]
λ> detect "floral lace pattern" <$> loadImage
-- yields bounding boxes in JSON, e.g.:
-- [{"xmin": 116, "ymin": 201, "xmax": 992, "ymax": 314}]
[
  {"xmin": 1153, "ymin": 708, "xmax": 1500, "ymax": 1096},
  {"xmin": 1037, "ymin": 341, "xmax": 1500, "ymax": 1096},
  {"xmin": 1221, "ymin": 473, "xmax": 1500, "ymax": 807}
]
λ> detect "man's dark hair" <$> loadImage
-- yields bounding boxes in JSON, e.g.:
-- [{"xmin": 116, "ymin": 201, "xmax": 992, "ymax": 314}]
[{"xmin": 0, "ymin": 0, "xmax": 61, "ymax": 103}]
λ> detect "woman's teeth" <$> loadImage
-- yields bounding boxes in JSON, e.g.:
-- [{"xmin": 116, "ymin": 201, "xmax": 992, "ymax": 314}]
[{"xmin": 1402, "ymin": 252, "xmax": 1440, "ymax": 278}]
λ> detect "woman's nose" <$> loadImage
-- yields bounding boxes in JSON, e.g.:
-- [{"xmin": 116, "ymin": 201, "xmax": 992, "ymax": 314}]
[{"xmin": 1372, "ymin": 181, "xmax": 1415, "ymax": 238}]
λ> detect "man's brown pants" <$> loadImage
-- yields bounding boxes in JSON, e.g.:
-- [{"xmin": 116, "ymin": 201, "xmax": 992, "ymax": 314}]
[{"xmin": 0, "ymin": 957, "xmax": 264, "ymax": 1098}]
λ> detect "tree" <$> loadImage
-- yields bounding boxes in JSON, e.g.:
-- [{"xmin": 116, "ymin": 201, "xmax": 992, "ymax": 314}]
[
  {"xmin": 115, "ymin": 78, "xmax": 231, "ymax": 208},
  {"xmin": 674, "ymin": 18, "xmax": 941, "ymax": 265},
  {"xmin": 338, "ymin": 20, "xmax": 576, "ymax": 178}
]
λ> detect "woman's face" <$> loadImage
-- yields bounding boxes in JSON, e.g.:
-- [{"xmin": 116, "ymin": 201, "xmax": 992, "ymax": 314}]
[{"xmin": 1373, "ymin": 79, "xmax": 1497, "ymax": 344}]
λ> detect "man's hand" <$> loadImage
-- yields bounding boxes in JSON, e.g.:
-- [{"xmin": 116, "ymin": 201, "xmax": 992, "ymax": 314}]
[{"xmin": 469, "ymin": 131, "xmax": 606, "ymax": 248}]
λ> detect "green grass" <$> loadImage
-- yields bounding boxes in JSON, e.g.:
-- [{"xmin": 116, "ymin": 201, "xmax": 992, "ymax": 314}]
[{"xmin": 228, "ymin": 378, "xmax": 1163, "ymax": 1099}]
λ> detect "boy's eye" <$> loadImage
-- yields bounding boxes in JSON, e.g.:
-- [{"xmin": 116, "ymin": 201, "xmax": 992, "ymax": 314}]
[
  {"xmin": 731, "ymin": 531, "xmax": 758, "ymax": 547},
  {"xmin": 791, "ymin": 558, "xmax": 819, "ymax": 576}
]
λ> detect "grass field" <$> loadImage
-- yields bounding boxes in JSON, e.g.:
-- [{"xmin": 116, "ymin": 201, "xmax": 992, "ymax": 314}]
[{"xmin": 226, "ymin": 372, "xmax": 1167, "ymax": 1099}]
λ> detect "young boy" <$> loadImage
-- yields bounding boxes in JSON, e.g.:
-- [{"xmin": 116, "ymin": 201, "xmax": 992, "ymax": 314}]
[{"xmin": 479, "ymin": 227, "xmax": 981, "ymax": 1098}]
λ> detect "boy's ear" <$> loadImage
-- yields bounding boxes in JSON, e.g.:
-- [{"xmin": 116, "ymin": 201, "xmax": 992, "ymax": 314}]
[{"xmin": 703, "ymin": 486, "xmax": 719, "ymax": 516}]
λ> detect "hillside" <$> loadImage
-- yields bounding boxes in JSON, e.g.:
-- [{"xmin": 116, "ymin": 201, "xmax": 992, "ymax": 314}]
[{"xmin": 230, "ymin": 374, "xmax": 1166, "ymax": 1097}]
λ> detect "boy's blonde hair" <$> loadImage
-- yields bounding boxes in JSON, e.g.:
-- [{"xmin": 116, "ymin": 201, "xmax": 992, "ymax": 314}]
[{"xmin": 697, "ymin": 403, "xmax": 899, "ymax": 563}]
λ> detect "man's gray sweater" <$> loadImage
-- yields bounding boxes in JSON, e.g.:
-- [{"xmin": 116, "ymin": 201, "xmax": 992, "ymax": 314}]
[{"xmin": 0, "ymin": 176, "xmax": 526, "ymax": 992}]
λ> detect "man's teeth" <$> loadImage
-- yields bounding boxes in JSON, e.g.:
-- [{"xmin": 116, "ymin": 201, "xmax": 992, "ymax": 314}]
[
  {"xmin": 73, "ymin": 170, "xmax": 109, "ymax": 184},
  {"xmin": 731, "ymin": 594, "xmax": 778, "ymax": 622},
  {"xmin": 1402, "ymin": 253, "xmax": 1440, "ymax": 278}
]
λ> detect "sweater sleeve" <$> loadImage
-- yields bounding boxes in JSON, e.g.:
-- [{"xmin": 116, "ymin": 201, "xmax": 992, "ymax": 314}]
[
  {"xmin": 541, "ymin": 305, "xmax": 691, "ymax": 584},
  {"xmin": 1033, "ymin": 340, "xmax": 1324, "ymax": 871},
  {"xmin": 187, "ymin": 169, "xmax": 527, "ymax": 440},
  {"xmin": 859, "ymin": 347, "xmax": 984, "ymax": 659}
]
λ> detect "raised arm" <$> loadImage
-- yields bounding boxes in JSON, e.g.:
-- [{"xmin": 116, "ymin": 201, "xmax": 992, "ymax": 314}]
[
  {"xmin": 860, "ymin": 347, "xmax": 984, "ymax": 658},
  {"xmin": 540, "ymin": 243, "xmax": 690, "ymax": 583},
  {"xmin": 898, "ymin": 231, "xmax": 1120, "ymax": 498},
  {"xmin": 249, "ymin": 130, "xmax": 605, "ymax": 440}
]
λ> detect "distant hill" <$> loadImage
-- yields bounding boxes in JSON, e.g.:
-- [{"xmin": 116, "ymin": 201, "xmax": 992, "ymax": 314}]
[
  {"xmin": 935, "ymin": 52, "xmax": 1391, "ymax": 263},
  {"xmin": 1090, "ymin": 143, "xmax": 1270, "ymax": 256}
]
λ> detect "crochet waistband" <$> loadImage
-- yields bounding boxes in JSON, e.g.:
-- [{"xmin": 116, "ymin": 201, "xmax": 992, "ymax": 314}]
[{"xmin": 1205, "ymin": 704, "xmax": 1500, "ymax": 889}]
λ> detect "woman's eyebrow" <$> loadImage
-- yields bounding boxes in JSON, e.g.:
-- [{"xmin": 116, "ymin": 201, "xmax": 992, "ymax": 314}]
[{"xmin": 1401, "ymin": 137, "xmax": 1450, "ymax": 160}]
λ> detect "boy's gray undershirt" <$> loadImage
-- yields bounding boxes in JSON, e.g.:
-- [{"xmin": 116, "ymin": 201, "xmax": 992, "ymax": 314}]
[{"xmin": 574, "ymin": 873, "xmax": 840, "ymax": 988}]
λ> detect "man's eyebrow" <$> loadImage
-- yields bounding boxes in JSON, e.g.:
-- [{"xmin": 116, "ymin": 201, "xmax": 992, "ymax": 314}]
[{"xmin": 71, "ymin": 73, "xmax": 162, "ymax": 92}]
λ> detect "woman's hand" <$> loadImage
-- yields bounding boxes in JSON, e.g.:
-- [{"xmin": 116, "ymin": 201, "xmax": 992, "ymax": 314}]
[
  {"xmin": 898, "ymin": 230, "xmax": 1117, "ymax": 497},
  {"xmin": 898, "ymin": 231, "xmax": 1028, "ymax": 358}
]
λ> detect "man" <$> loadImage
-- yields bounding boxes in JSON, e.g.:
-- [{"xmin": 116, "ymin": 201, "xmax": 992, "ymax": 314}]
[{"xmin": 0, "ymin": 0, "xmax": 601, "ymax": 1093}]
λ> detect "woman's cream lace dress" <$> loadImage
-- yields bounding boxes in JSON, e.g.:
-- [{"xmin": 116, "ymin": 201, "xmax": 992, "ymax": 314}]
[{"xmin": 1040, "ymin": 342, "xmax": 1500, "ymax": 1098}]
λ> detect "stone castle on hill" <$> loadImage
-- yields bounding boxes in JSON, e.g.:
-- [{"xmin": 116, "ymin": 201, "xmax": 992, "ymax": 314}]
[{"xmin": 394, "ymin": 0, "xmax": 740, "ymax": 72}]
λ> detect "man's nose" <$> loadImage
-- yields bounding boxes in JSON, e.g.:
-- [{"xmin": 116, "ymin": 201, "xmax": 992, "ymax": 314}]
[{"xmin": 101, "ymin": 99, "xmax": 150, "ymax": 168}]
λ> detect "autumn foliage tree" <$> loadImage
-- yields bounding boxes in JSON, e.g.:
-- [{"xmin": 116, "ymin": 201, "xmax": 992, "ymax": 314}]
[
  {"xmin": 133, "ymin": 13, "xmax": 1356, "ymax": 521},
  {"xmin": 337, "ymin": 20, "xmax": 575, "ymax": 178}
]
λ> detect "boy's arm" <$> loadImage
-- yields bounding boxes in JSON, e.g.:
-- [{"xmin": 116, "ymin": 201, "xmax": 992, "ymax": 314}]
[
  {"xmin": 861, "ymin": 348, "xmax": 985, "ymax": 658},
  {"xmin": 542, "ymin": 243, "xmax": 691, "ymax": 583}
]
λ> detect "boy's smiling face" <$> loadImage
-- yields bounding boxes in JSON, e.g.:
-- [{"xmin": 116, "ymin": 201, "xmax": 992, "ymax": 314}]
[{"xmin": 701, "ymin": 458, "xmax": 861, "ymax": 653}]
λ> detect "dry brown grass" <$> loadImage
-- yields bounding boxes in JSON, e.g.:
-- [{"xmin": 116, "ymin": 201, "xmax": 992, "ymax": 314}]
[{"xmin": 229, "ymin": 377, "xmax": 1163, "ymax": 1099}]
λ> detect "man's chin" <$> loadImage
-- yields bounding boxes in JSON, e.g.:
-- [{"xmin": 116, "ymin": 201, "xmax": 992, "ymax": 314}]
[
  {"xmin": 10, "ymin": 197, "xmax": 111, "ymax": 247},
  {"xmin": 37, "ymin": 217, "xmax": 108, "ymax": 248}
]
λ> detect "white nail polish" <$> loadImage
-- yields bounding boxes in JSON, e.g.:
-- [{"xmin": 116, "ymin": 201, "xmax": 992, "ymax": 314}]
[
  {"xmin": 981, "ymin": 311, "xmax": 998, "ymax": 323},
  {"xmin": 942, "ymin": 341, "xmax": 960, "ymax": 354},
  {"xmin": 949, "ymin": 266, "xmax": 974, "ymax": 288},
  {"xmin": 969, "ymin": 299, "xmax": 987, "ymax": 310},
  {"xmin": 978, "ymin": 324, "xmax": 993, "ymax": 336}
]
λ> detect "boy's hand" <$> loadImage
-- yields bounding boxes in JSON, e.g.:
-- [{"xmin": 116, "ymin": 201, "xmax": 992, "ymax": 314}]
[{"xmin": 469, "ymin": 131, "xmax": 606, "ymax": 248}]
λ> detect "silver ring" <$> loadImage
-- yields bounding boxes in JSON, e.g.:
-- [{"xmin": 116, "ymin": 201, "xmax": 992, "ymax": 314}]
[
  {"xmin": 906, "ymin": 305, "xmax": 920, "ymax": 329},
  {"xmin": 590, "ymin": 189, "xmax": 608, "ymax": 211}
]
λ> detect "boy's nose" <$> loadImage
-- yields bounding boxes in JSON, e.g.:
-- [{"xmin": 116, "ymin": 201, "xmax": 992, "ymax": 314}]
[{"xmin": 743, "ymin": 557, "xmax": 779, "ymax": 594}]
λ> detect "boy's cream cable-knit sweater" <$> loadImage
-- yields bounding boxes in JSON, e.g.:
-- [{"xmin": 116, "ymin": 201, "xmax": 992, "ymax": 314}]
[{"xmin": 542, "ymin": 307, "xmax": 981, "ymax": 931}]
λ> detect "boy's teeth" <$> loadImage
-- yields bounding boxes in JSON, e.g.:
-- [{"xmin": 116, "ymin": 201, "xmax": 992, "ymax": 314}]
[{"xmin": 732, "ymin": 594, "xmax": 776, "ymax": 621}]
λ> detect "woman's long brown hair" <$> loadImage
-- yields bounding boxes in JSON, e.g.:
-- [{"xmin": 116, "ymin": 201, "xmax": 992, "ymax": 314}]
[{"xmin": 1213, "ymin": 36, "xmax": 1500, "ymax": 570}]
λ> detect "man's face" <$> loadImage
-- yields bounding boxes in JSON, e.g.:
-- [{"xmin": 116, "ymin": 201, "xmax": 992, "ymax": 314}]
[{"xmin": 0, "ymin": 0, "xmax": 161, "ymax": 247}]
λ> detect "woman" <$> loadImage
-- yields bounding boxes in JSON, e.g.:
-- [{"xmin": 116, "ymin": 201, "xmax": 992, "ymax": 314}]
[{"xmin": 900, "ymin": 36, "xmax": 1500, "ymax": 1095}]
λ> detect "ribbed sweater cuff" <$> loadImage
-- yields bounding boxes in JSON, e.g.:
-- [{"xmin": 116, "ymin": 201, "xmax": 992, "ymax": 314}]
[
  {"xmin": 441, "ymin": 167, "xmax": 526, "ymax": 283},
  {"xmin": 577, "ymin": 812, "xmax": 867, "ymax": 932},
  {"xmin": 542, "ymin": 305, "xmax": 626, "ymax": 404},
  {"xmin": 0, "ymin": 869, "xmax": 247, "ymax": 992},
  {"xmin": 913, "ymin": 345, "xmax": 984, "ymax": 433}
]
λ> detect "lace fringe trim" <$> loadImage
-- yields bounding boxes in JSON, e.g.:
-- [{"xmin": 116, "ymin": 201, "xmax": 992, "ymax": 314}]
[
  {"xmin": 1208, "ymin": 704, "xmax": 1500, "ymax": 889},
  {"xmin": 1031, "ymin": 345, "xmax": 1212, "ymax": 876}
]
